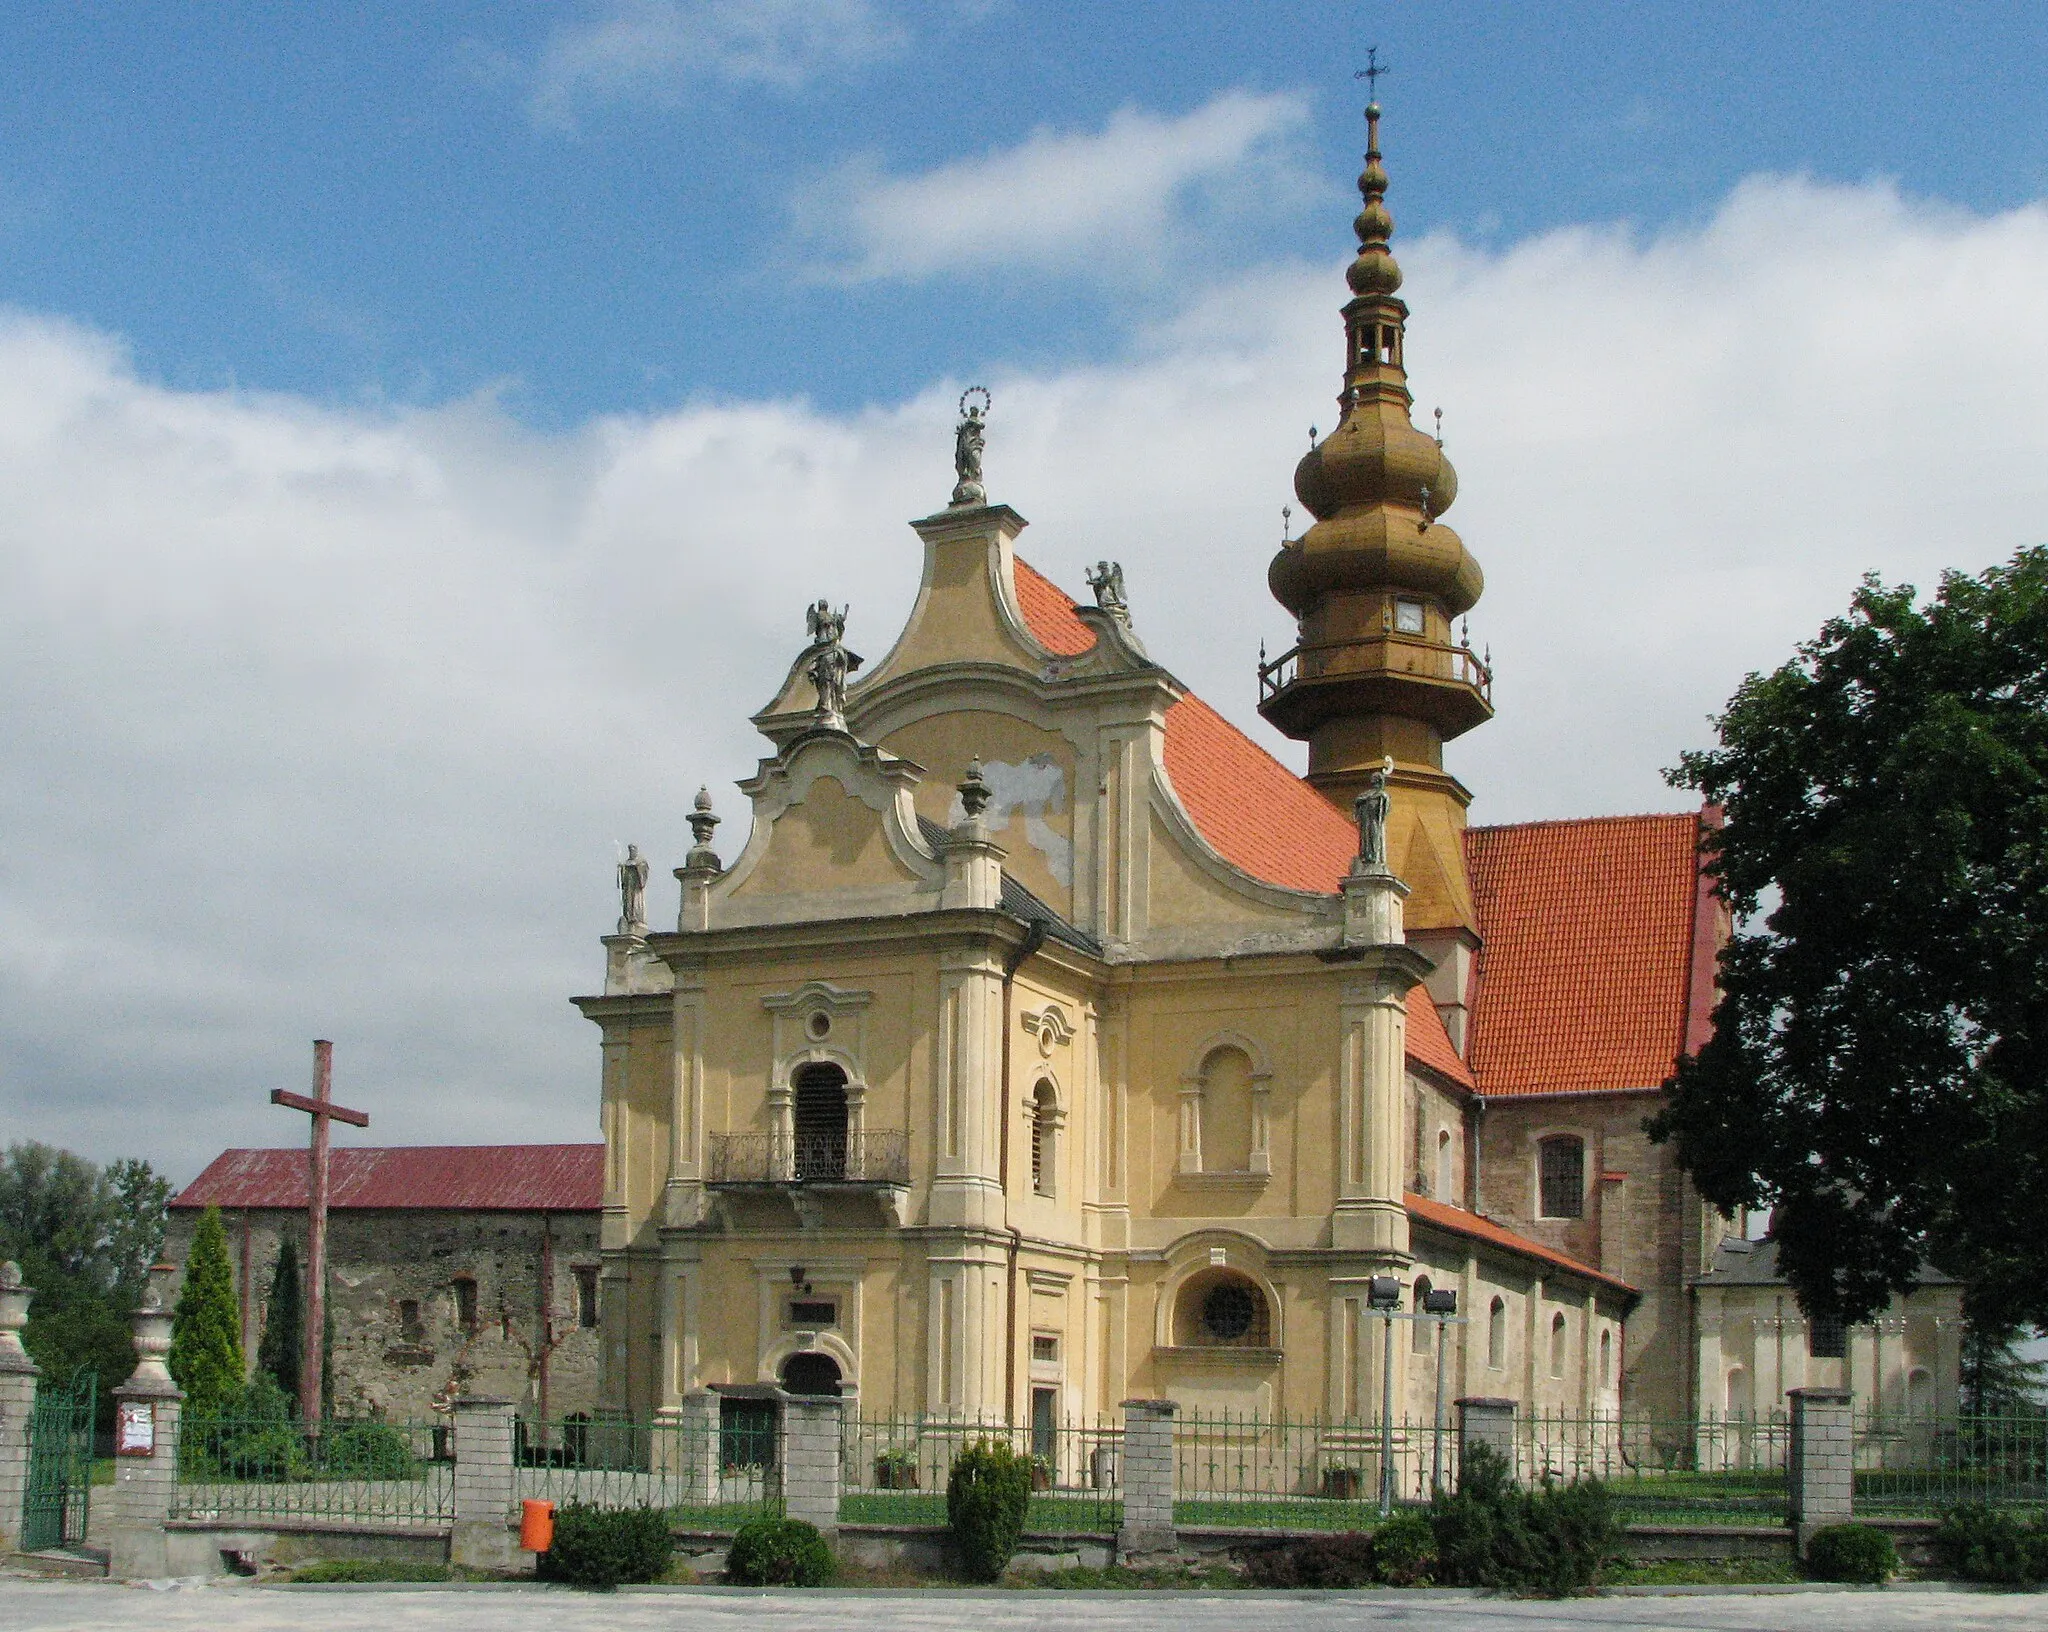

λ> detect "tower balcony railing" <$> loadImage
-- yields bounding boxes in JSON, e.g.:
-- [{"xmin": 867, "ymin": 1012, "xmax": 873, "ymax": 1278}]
[
  {"xmin": 1258, "ymin": 630, "xmax": 1492, "ymax": 706},
  {"xmin": 706, "ymin": 1130, "xmax": 911, "ymax": 1187}
]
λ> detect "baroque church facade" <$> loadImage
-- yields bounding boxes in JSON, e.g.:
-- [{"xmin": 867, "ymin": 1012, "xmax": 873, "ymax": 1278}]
[{"xmin": 573, "ymin": 107, "xmax": 1961, "ymax": 1434}]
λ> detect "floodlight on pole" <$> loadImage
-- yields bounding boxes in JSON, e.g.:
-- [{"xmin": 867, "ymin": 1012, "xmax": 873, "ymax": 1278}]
[{"xmin": 1369, "ymin": 1276, "xmax": 1403, "ymax": 1514}]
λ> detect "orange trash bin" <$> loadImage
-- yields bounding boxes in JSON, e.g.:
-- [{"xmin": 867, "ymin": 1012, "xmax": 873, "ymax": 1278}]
[{"xmin": 520, "ymin": 1498, "xmax": 555, "ymax": 1553}]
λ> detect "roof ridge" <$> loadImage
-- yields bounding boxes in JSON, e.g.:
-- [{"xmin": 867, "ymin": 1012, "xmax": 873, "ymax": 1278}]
[{"xmin": 1467, "ymin": 810, "xmax": 1701, "ymax": 835}]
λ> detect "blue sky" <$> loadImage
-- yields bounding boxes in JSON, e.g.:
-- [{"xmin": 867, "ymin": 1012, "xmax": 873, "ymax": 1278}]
[
  {"xmin": 5, "ymin": 3, "xmax": 2045, "ymax": 422},
  {"xmin": 4, "ymin": 3, "xmax": 2048, "ymax": 1180}
]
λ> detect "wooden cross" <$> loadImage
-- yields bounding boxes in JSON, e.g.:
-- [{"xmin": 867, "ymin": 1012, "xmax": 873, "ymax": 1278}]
[{"xmin": 270, "ymin": 1039, "xmax": 368, "ymax": 1422}]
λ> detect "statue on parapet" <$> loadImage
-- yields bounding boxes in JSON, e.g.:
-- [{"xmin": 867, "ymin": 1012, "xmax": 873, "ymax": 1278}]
[
  {"xmin": 616, "ymin": 844, "xmax": 650, "ymax": 934},
  {"xmin": 805, "ymin": 601, "xmax": 858, "ymax": 726},
  {"xmin": 1085, "ymin": 560, "xmax": 1129, "ymax": 623},
  {"xmin": 1353, "ymin": 756, "xmax": 1394, "ymax": 873},
  {"xmin": 951, "ymin": 387, "xmax": 990, "ymax": 507}
]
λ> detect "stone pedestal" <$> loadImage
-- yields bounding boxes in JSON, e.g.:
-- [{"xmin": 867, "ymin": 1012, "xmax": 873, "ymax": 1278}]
[
  {"xmin": 1787, "ymin": 1386, "xmax": 1854, "ymax": 1550},
  {"xmin": 1456, "ymin": 1396, "xmax": 1517, "ymax": 1486},
  {"xmin": 779, "ymin": 1393, "xmax": 843, "ymax": 1537},
  {"xmin": 107, "ymin": 1270, "xmax": 183, "ymax": 1579},
  {"xmin": 1341, "ymin": 864, "xmax": 1409, "ymax": 948},
  {"xmin": 0, "ymin": 1263, "xmax": 39, "ymax": 1553},
  {"xmin": 451, "ymin": 1395, "xmax": 520, "ymax": 1572},
  {"xmin": 1115, "ymin": 1398, "xmax": 1177, "ymax": 1558}
]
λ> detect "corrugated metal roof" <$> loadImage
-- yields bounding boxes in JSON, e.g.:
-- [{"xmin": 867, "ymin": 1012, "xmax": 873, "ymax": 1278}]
[{"xmin": 171, "ymin": 1144, "xmax": 603, "ymax": 1212}]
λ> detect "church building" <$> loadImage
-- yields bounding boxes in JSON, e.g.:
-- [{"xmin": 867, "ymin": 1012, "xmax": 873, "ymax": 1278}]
[{"xmin": 573, "ymin": 105, "xmax": 1959, "ymax": 1434}]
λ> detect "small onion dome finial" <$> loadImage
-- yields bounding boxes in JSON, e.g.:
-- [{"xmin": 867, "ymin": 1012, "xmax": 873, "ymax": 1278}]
[
  {"xmin": 958, "ymin": 756, "xmax": 992, "ymax": 820},
  {"xmin": 1348, "ymin": 100, "xmax": 1402, "ymax": 297}
]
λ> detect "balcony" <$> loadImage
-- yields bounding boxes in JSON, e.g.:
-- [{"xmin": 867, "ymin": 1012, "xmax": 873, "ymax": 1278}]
[
  {"xmin": 707, "ymin": 1130, "xmax": 911, "ymax": 1188},
  {"xmin": 1257, "ymin": 631, "xmax": 1493, "ymax": 741}
]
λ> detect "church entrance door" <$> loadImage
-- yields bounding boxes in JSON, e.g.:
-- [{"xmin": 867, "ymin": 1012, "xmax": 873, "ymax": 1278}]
[{"xmin": 781, "ymin": 1351, "xmax": 843, "ymax": 1396}]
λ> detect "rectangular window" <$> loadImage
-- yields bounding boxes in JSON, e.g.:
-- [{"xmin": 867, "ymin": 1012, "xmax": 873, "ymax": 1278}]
[
  {"xmin": 573, "ymin": 1266, "xmax": 600, "ymax": 1330},
  {"xmin": 399, "ymin": 1299, "xmax": 422, "ymax": 1340},
  {"xmin": 1031, "ymin": 1333, "xmax": 1059, "ymax": 1363},
  {"xmin": 789, "ymin": 1300, "xmax": 838, "ymax": 1329},
  {"xmin": 1539, "ymin": 1137, "xmax": 1585, "ymax": 1219},
  {"xmin": 1809, "ymin": 1314, "xmax": 1847, "ymax": 1359},
  {"xmin": 452, "ymin": 1276, "xmax": 479, "ymax": 1332}
]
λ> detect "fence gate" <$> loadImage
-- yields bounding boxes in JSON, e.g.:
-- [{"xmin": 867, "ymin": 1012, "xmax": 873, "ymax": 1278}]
[{"xmin": 21, "ymin": 1369, "xmax": 95, "ymax": 1551}]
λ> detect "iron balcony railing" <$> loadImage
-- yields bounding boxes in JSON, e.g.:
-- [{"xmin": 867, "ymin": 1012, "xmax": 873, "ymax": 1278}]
[
  {"xmin": 1258, "ymin": 631, "xmax": 1492, "ymax": 705},
  {"xmin": 707, "ymin": 1130, "xmax": 910, "ymax": 1186}
]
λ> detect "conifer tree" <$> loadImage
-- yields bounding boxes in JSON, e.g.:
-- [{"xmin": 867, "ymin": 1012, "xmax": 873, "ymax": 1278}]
[
  {"xmin": 169, "ymin": 1204, "xmax": 243, "ymax": 1416},
  {"xmin": 256, "ymin": 1237, "xmax": 302, "ymax": 1413}
]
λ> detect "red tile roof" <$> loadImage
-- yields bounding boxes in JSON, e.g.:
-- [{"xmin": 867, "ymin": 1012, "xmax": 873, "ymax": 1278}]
[
  {"xmin": 1407, "ymin": 1192, "xmax": 1637, "ymax": 1296},
  {"xmin": 172, "ymin": 1145, "xmax": 603, "ymax": 1213},
  {"xmin": 1465, "ymin": 814, "xmax": 1709, "ymax": 1098},
  {"xmin": 1407, "ymin": 988, "xmax": 1473, "ymax": 1090},
  {"xmin": 1013, "ymin": 557, "xmax": 1096, "ymax": 656}
]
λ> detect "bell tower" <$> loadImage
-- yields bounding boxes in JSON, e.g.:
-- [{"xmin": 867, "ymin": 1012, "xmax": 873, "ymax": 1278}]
[{"xmin": 1259, "ymin": 100, "xmax": 1490, "ymax": 937}]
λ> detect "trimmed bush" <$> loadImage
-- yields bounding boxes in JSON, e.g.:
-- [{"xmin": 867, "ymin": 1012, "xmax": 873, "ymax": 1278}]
[
  {"xmin": 538, "ymin": 1502, "xmax": 674, "ymax": 1590},
  {"xmin": 1371, "ymin": 1511, "xmax": 1437, "ymax": 1586},
  {"xmin": 323, "ymin": 1421, "xmax": 416, "ymax": 1480},
  {"xmin": 725, "ymin": 1516, "xmax": 836, "ymax": 1586},
  {"xmin": 1242, "ymin": 1530, "xmax": 1376, "ymax": 1588},
  {"xmin": 947, "ymin": 1439, "xmax": 1033, "ymax": 1582},
  {"xmin": 1803, "ymin": 1523, "xmax": 1896, "ymax": 1585},
  {"xmin": 1427, "ymin": 1441, "xmax": 1620, "ymax": 1596},
  {"xmin": 1933, "ymin": 1503, "xmax": 2048, "ymax": 1585}
]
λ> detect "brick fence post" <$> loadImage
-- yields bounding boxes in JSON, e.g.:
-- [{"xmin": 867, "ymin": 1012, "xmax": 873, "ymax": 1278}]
[
  {"xmin": 0, "ymin": 1262, "xmax": 38, "ymax": 1553},
  {"xmin": 452, "ymin": 1395, "xmax": 520, "ymax": 1571},
  {"xmin": 1116, "ymin": 1398, "xmax": 1177, "ymax": 1559},
  {"xmin": 1456, "ymin": 1396, "xmax": 1517, "ymax": 1486},
  {"xmin": 106, "ymin": 1267, "xmax": 183, "ymax": 1579},
  {"xmin": 677, "ymin": 1390, "xmax": 720, "ymax": 1508},
  {"xmin": 778, "ymin": 1392, "xmax": 842, "ymax": 1537},
  {"xmin": 1787, "ymin": 1386, "xmax": 1854, "ymax": 1552}
]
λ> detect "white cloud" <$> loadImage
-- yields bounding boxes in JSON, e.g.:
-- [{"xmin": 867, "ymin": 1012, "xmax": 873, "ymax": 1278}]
[
  {"xmin": 529, "ymin": 0, "xmax": 902, "ymax": 127},
  {"xmin": 5, "ymin": 175, "xmax": 2048, "ymax": 1179},
  {"xmin": 798, "ymin": 90, "xmax": 1315, "ymax": 282}
]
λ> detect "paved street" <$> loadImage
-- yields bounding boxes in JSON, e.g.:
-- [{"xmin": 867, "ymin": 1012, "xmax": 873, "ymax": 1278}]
[{"xmin": 1, "ymin": 1581, "xmax": 2044, "ymax": 1632}]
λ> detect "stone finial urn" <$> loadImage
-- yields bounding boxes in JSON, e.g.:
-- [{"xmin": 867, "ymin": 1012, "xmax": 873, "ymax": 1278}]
[
  {"xmin": 126, "ymin": 1260, "xmax": 179, "ymax": 1393},
  {"xmin": 0, "ymin": 1260, "xmax": 34, "ymax": 1373}
]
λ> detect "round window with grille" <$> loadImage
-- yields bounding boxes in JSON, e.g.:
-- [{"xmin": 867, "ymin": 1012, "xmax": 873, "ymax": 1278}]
[{"xmin": 1201, "ymin": 1282, "xmax": 1257, "ymax": 1342}]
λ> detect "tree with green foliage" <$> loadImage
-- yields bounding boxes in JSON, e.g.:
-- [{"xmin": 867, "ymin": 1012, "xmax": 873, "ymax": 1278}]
[
  {"xmin": 1654, "ymin": 547, "xmax": 2048, "ymax": 1332},
  {"xmin": 1961, "ymin": 1322, "xmax": 2047, "ymax": 1414},
  {"xmin": 0, "ymin": 1141, "xmax": 169, "ymax": 1423},
  {"xmin": 256, "ymin": 1237, "xmax": 302, "ymax": 1412},
  {"xmin": 169, "ymin": 1204, "xmax": 243, "ymax": 1416}
]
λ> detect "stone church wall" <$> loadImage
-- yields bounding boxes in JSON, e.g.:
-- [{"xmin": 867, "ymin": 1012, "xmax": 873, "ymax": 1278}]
[{"xmin": 164, "ymin": 1207, "xmax": 602, "ymax": 1424}]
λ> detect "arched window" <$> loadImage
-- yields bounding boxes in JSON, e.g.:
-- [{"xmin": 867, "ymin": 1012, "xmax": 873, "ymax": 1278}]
[
  {"xmin": 1599, "ymin": 1328, "xmax": 1613, "ymax": 1388},
  {"xmin": 1538, "ymin": 1135, "xmax": 1585, "ymax": 1219},
  {"xmin": 1725, "ymin": 1366, "xmax": 1752, "ymax": 1417},
  {"xmin": 1030, "ymin": 1081, "xmax": 1059, "ymax": 1197},
  {"xmin": 1174, "ymin": 1269, "xmax": 1272, "ymax": 1348},
  {"xmin": 1436, "ymin": 1128, "xmax": 1455, "ymax": 1204},
  {"xmin": 1487, "ymin": 1296, "xmax": 1506, "ymax": 1370},
  {"xmin": 781, "ymin": 1351, "xmax": 842, "ymax": 1397},
  {"xmin": 1549, "ymin": 1311, "xmax": 1568, "ymax": 1378},
  {"xmin": 793, "ymin": 1061, "xmax": 848, "ymax": 1180},
  {"xmin": 1200, "ymin": 1046, "xmax": 1255, "ymax": 1173},
  {"xmin": 1412, "ymin": 1276, "xmax": 1434, "ymax": 1352}
]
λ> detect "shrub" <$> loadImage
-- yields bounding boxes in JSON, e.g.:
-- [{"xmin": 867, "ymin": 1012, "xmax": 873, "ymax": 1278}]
[
  {"xmin": 724, "ymin": 1516, "xmax": 836, "ymax": 1586},
  {"xmin": 1933, "ymin": 1503, "xmax": 2048, "ymax": 1585},
  {"xmin": 1803, "ymin": 1523, "xmax": 1896, "ymax": 1585},
  {"xmin": 324, "ymin": 1421, "xmax": 416, "ymax": 1480},
  {"xmin": 185, "ymin": 1373, "xmax": 305, "ymax": 1480},
  {"xmin": 1371, "ymin": 1511, "xmax": 1437, "ymax": 1586},
  {"xmin": 169, "ymin": 1205, "xmax": 243, "ymax": 1418},
  {"xmin": 1426, "ymin": 1441, "xmax": 1620, "ymax": 1596},
  {"xmin": 538, "ymin": 1502, "xmax": 674, "ymax": 1590},
  {"xmin": 947, "ymin": 1439, "xmax": 1033, "ymax": 1582},
  {"xmin": 1242, "ymin": 1530, "xmax": 1376, "ymax": 1588}
]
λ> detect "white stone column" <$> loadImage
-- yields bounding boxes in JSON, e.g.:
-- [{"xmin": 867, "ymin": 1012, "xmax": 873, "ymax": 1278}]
[
  {"xmin": 0, "ymin": 1263, "xmax": 38, "ymax": 1553},
  {"xmin": 1116, "ymin": 1398, "xmax": 1177, "ymax": 1558},
  {"xmin": 780, "ymin": 1393, "xmax": 843, "ymax": 1536},
  {"xmin": 451, "ymin": 1395, "xmax": 520, "ymax": 1572},
  {"xmin": 106, "ymin": 1270, "xmax": 182, "ymax": 1580}
]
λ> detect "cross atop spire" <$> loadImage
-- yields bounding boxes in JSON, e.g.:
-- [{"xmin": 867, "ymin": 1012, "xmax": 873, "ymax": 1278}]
[{"xmin": 1356, "ymin": 45, "xmax": 1388, "ymax": 102}]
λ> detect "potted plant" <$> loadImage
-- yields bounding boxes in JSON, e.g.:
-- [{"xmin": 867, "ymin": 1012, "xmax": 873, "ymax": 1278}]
[
  {"xmin": 1320, "ymin": 1465, "xmax": 1365, "ymax": 1500},
  {"xmin": 873, "ymin": 1447, "xmax": 919, "ymax": 1489},
  {"xmin": 1030, "ymin": 1454, "xmax": 1055, "ymax": 1492}
]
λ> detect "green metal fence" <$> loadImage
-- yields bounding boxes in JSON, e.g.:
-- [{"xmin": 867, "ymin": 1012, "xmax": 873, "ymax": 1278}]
[
  {"xmin": 171, "ymin": 1415, "xmax": 453, "ymax": 1526},
  {"xmin": 513, "ymin": 1411, "xmax": 782, "ymax": 1530},
  {"xmin": 1173, "ymin": 1411, "xmax": 1458, "ymax": 1529},
  {"xmin": 1853, "ymin": 1410, "xmax": 2048, "ymax": 1515},
  {"xmin": 21, "ymin": 1369, "xmax": 95, "ymax": 1551},
  {"xmin": 1515, "ymin": 1410, "xmax": 1788, "ymax": 1526},
  {"xmin": 841, "ymin": 1414, "xmax": 1123, "ymax": 1533}
]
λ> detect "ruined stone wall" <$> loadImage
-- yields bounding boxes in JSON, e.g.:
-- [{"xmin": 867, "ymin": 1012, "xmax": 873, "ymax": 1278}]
[{"xmin": 163, "ymin": 1207, "xmax": 602, "ymax": 1424}]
